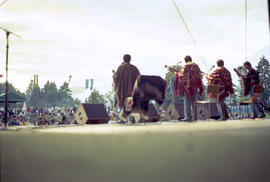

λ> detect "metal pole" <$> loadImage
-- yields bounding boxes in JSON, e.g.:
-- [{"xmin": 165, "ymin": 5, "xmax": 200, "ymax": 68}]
[
  {"xmin": 268, "ymin": 0, "xmax": 270, "ymax": 34},
  {"xmin": 0, "ymin": 27, "xmax": 20, "ymax": 128},
  {"xmin": 268, "ymin": 0, "xmax": 270, "ymax": 57},
  {"xmin": 4, "ymin": 32, "xmax": 9, "ymax": 128},
  {"xmin": 245, "ymin": 0, "xmax": 247, "ymax": 61}
]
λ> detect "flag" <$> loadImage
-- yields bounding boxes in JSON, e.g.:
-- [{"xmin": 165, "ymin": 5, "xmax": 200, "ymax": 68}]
[
  {"xmin": 85, "ymin": 79, "xmax": 89, "ymax": 89},
  {"xmin": 68, "ymin": 75, "xmax": 72, "ymax": 83},
  {"xmin": 34, "ymin": 75, "xmax": 38, "ymax": 87},
  {"xmin": 90, "ymin": 79, "xmax": 94, "ymax": 90}
]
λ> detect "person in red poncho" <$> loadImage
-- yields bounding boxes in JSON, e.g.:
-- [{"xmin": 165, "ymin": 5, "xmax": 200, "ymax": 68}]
[
  {"xmin": 206, "ymin": 59, "xmax": 233, "ymax": 121},
  {"xmin": 169, "ymin": 55, "xmax": 203, "ymax": 121}
]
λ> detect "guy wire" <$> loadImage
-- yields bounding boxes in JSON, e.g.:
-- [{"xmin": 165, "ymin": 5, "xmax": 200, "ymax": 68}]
[{"xmin": 171, "ymin": 0, "xmax": 210, "ymax": 73}]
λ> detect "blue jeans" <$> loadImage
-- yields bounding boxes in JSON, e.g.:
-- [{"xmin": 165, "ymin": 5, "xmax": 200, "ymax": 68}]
[
  {"xmin": 183, "ymin": 90, "xmax": 197, "ymax": 120},
  {"xmin": 250, "ymin": 86, "xmax": 264, "ymax": 117}
]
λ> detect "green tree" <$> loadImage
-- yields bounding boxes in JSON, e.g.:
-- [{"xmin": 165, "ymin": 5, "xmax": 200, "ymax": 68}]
[
  {"xmin": 25, "ymin": 80, "xmax": 78, "ymax": 108},
  {"xmin": 104, "ymin": 90, "xmax": 114, "ymax": 111},
  {"xmin": 161, "ymin": 64, "xmax": 183, "ymax": 110},
  {"xmin": 234, "ymin": 65, "xmax": 249, "ymax": 102},
  {"xmin": 256, "ymin": 56, "xmax": 270, "ymax": 104},
  {"xmin": 86, "ymin": 89, "xmax": 106, "ymax": 104},
  {"xmin": 58, "ymin": 82, "xmax": 74, "ymax": 107},
  {"xmin": 0, "ymin": 82, "xmax": 22, "ymax": 95},
  {"xmin": 227, "ymin": 83, "xmax": 240, "ymax": 106},
  {"xmin": 25, "ymin": 80, "xmax": 34, "ymax": 101},
  {"xmin": 28, "ymin": 86, "xmax": 41, "ymax": 107},
  {"xmin": 59, "ymin": 82, "xmax": 72, "ymax": 96},
  {"xmin": 41, "ymin": 81, "xmax": 59, "ymax": 107}
]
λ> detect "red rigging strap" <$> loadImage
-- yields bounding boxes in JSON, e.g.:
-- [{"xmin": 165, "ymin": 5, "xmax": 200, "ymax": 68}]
[{"xmin": 171, "ymin": 0, "xmax": 210, "ymax": 73}]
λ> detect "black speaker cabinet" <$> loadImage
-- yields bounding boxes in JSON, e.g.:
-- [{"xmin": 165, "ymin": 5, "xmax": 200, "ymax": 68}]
[
  {"xmin": 147, "ymin": 103, "xmax": 160, "ymax": 122},
  {"xmin": 75, "ymin": 103, "xmax": 110, "ymax": 124},
  {"xmin": 165, "ymin": 101, "xmax": 220, "ymax": 121},
  {"xmin": 165, "ymin": 103, "xmax": 185, "ymax": 120},
  {"xmin": 196, "ymin": 101, "xmax": 220, "ymax": 120}
]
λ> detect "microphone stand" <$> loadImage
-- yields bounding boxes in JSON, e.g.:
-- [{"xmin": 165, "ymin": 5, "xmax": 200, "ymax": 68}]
[
  {"xmin": 0, "ymin": 26, "xmax": 20, "ymax": 128},
  {"xmin": 210, "ymin": 65, "xmax": 215, "ymax": 72}
]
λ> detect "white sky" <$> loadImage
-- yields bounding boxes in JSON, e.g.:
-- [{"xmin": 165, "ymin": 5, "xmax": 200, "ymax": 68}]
[{"xmin": 0, "ymin": 0, "xmax": 269, "ymax": 98}]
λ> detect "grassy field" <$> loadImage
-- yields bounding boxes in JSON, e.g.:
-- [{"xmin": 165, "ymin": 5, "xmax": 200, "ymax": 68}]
[{"xmin": 1, "ymin": 120, "xmax": 270, "ymax": 182}]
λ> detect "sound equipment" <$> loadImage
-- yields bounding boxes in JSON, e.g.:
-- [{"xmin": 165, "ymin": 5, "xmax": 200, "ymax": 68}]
[
  {"xmin": 196, "ymin": 101, "xmax": 220, "ymax": 120},
  {"xmin": 75, "ymin": 103, "xmax": 110, "ymax": 124},
  {"xmin": 165, "ymin": 103, "xmax": 185, "ymax": 120},
  {"xmin": 165, "ymin": 102, "xmax": 220, "ymax": 121},
  {"xmin": 197, "ymin": 103, "xmax": 208, "ymax": 120},
  {"xmin": 146, "ymin": 103, "xmax": 160, "ymax": 122}
]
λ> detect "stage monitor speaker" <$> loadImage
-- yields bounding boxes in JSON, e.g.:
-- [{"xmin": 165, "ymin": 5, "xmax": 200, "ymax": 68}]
[
  {"xmin": 165, "ymin": 103, "xmax": 185, "ymax": 120},
  {"xmin": 147, "ymin": 103, "xmax": 160, "ymax": 122},
  {"xmin": 75, "ymin": 103, "xmax": 110, "ymax": 124},
  {"xmin": 165, "ymin": 102, "xmax": 219, "ymax": 121},
  {"xmin": 196, "ymin": 101, "xmax": 220, "ymax": 120}
]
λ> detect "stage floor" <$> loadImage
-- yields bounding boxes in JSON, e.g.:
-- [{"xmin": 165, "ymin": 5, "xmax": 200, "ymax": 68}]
[{"xmin": 1, "ymin": 119, "xmax": 270, "ymax": 182}]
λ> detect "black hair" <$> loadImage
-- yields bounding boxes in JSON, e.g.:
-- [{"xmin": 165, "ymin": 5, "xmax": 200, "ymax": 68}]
[{"xmin": 123, "ymin": 54, "xmax": 131, "ymax": 62}]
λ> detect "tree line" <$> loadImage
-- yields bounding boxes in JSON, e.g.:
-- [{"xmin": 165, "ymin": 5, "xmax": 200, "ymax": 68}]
[{"xmin": 0, "ymin": 56, "xmax": 269, "ymax": 111}]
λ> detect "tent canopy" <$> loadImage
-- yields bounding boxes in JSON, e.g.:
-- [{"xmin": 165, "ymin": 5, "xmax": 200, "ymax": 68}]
[{"xmin": 0, "ymin": 92, "xmax": 26, "ymax": 103}]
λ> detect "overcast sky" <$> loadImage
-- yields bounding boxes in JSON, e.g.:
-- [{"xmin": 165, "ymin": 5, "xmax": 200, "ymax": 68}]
[{"xmin": 0, "ymin": 0, "xmax": 269, "ymax": 99}]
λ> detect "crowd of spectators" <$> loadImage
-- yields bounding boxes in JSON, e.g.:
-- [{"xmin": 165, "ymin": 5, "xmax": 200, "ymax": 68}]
[{"xmin": 0, "ymin": 106, "xmax": 78, "ymax": 127}]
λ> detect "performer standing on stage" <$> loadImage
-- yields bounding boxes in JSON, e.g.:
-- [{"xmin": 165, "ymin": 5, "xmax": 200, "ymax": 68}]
[
  {"xmin": 169, "ymin": 55, "xmax": 203, "ymax": 121},
  {"xmin": 114, "ymin": 54, "xmax": 140, "ymax": 119},
  {"xmin": 206, "ymin": 59, "xmax": 233, "ymax": 121},
  {"xmin": 239, "ymin": 61, "xmax": 265, "ymax": 119}
]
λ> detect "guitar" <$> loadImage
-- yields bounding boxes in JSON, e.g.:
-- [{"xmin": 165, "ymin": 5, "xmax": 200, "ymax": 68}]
[
  {"xmin": 165, "ymin": 65, "xmax": 208, "ymax": 77},
  {"xmin": 165, "ymin": 65, "xmax": 179, "ymax": 73},
  {"xmin": 164, "ymin": 65, "xmax": 190, "ymax": 96},
  {"xmin": 234, "ymin": 68, "xmax": 252, "ymax": 97},
  {"xmin": 233, "ymin": 68, "xmax": 244, "ymax": 79}
]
